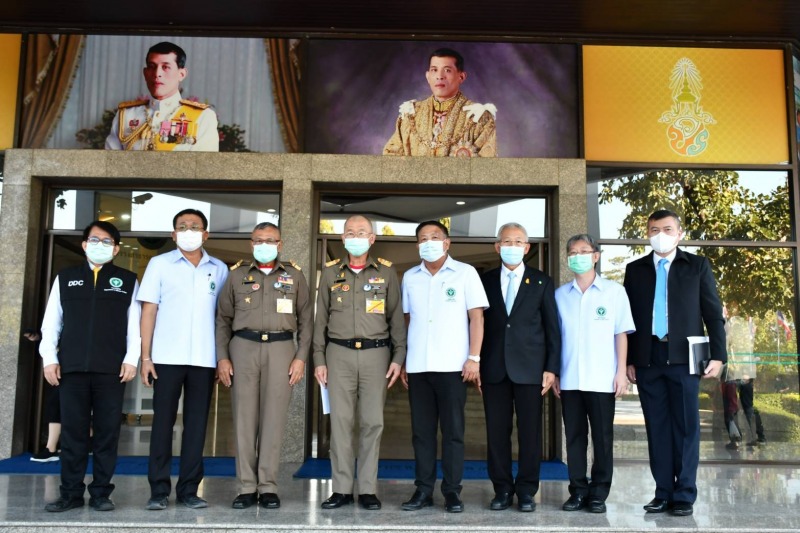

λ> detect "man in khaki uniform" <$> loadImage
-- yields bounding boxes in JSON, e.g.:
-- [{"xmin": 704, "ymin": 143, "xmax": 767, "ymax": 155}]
[
  {"xmin": 313, "ymin": 215, "xmax": 406, "ymax": 511},
  {"xmin": 216, "ymin": 222, "xmax": 312, "ymax": 510}
]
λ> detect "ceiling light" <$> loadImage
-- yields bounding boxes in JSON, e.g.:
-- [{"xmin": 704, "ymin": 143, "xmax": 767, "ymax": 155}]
[
  {"xmin": 121, "ymin": 214, "xmax": 131, "ymax": 220},
  {"xmin": 456, "ymin": 201, "xmax": 466, "ymax": 205}
]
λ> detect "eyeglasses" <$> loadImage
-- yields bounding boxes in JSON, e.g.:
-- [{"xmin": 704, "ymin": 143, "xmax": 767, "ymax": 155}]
[
  {"xmin": 567, "ymin": 251, "xmax": 596, "ymax": 257},
  {"xmin": 418, "ymin": 233, "xmax": 447, "ymax": 242},
  {"xmin": 252, "ymin": 239, "xmax": 280, "ymax": 245},
  {"xmin": 176, "ymin": 224, "xmax": 204, "ymax": 232},
  {"xmin": 499, "ymin": 239, "xmax": 528, "ymax": 247},
  {"xmin": 86, "ymin": 236, "xmax": 115, "ymax": 247},
  {"xmin": 343, "ymin": 231, "xmax": 372, "ymax": 239}
]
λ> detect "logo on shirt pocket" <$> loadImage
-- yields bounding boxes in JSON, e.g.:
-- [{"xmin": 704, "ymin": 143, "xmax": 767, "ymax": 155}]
[{"xmin": 595, "ymin": 306, "xmax": 608, "ymax": 320}]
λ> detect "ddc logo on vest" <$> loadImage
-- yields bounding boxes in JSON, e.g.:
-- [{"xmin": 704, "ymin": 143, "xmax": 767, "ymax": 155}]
[{"xmin": 67, "ymin": 280, "xmax": 84, "ymax": 287}]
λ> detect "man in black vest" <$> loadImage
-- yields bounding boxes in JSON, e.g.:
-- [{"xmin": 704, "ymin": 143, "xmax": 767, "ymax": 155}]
[{"xmin": 39, "ymin": 221, "xmax": 141, "ymax": 512}]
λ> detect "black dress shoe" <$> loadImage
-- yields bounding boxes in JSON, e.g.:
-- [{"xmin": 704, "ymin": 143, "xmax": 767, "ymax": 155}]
[
  {"xmin": 321, "ymin": 492, "xmax": 353, "ymax": 509},
  {"xmin": 587, "ymin": 498, "xmax": 606, "ymax": 513},
  {"xmin": 89, "ymin": 496, "xmax": 115, "ymax": 511},
  {"xmin": 562, "ymin": 494, "xmax": 586, "ymax": 511},
  {"xmin": 517, "ymin": 493, "xmax": 535, "ymax": 512},
  {"xmin": 45, "ymin": 496, "xmax": 84, "ymax": 512},
  {"xmin": 401, "ymin": 489, "xmax": 433, "ymax": 511},
  {"xmin": 490, "ymin": 492, "xmax": 513, "ymax": 510},
  {"xmin": 259, "ymin": 493, "xmax": 280, "ymax": 509},
  {"xmin": 444, "ymin": 492, "xmax": 463, "ymax": 513},
  {"xmin": 232, "ymin": 492, "xmax": 257, "ymax": 509},
  {"xmin": 177, "ymin": 495, "xmax": 208, "ymax": 509},
  {"xmin": 358, "ymin": 494, "xmax": 381, "ymax": 510},
  {"xmin": 671, "ymin": 501, "xmax": 693, "ymax": 516},
  {"xmin": 643, "ymin": 497, "xmax": 670, "ymax": 513}
]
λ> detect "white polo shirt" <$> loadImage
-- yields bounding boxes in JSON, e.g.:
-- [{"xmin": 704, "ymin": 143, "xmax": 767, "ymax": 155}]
[
  {"xmin": 402, "ymin": 255, "xmax": 489, "ymax": 373},
  {"xmin": 137, "ymin": 248, "xmax": 228, "ymax": 368},
  {"xmin": 555, "ymin": 275, "xmax": 635, "ymax": 392}
]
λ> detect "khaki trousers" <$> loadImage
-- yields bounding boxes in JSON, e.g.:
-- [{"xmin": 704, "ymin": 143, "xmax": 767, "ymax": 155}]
[
  {"xmin": 230, "ymin": 335, "xmax": 295, "ymax": 494},
  {"xmin": 326, "ymin": 343, "xmax": 390, "ymax": 494}
]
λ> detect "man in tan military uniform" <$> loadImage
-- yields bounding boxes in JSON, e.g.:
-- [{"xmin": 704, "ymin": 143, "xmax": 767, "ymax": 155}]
[
  {"xmin": 216, "ymin": 222, "xmax": 312, "ymax": 510},
  {"xmin": 313, "ymin": 215, "xmax": 406, "ymax": 511},
  {"xmin": 383, "ymin": 48, "xmax": 496, "ymax": 157},
  {"xmin": 105, "ymin": 41, "xmax": 219, "ymax": 151}
]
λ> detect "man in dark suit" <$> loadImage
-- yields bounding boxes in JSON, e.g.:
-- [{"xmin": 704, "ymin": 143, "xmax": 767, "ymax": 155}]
[
  {"xmin": 624, "ymin": 209, "xmax": 725, "ymax": 517},
  {"xmin": 480, "ymin": 222, "xmax": 561, "ymax": 512}
]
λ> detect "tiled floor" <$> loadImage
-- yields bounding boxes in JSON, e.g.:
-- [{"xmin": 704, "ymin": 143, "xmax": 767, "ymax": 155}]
[{"xmin": 2, "ymin": 462, "xmax": 799, "ymax": 532}]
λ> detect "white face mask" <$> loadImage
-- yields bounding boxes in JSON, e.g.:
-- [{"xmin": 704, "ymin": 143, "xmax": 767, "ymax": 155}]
[
  {"xmin": 650, "ymin": 232, "xmax": 679, "ymax": 254},
  {"xmin": 419, "ymin": 240, "xmax": 446, "ymax": 262},
  {"xmin": 176, "ymin": 230, "xmax": 204, "ymax": 252}
]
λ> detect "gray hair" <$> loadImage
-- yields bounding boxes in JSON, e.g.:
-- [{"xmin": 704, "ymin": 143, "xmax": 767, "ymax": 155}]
[
  {"xmin": 344, "ymin": 214, "xmax": 376, "ymax": 233},
  {"xmin": 253, "ymin": 222, "xmax": 280, "ymax": 234},
  {"xmin": 496, "ymin": 222, "xmax": 528, "ymax": 241},
  {"xmin": 566, "ymin": 233, "xmax": 600, "ymax": 253}
]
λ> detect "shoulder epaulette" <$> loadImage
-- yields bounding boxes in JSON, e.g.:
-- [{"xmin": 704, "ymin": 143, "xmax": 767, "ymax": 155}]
[
  {"xmin": 289, "ymin": 260, "xmax": 302, "ymax": 271},
  {"xmin": 118, "ymin": 99, "xmax": 148, "ymax": 109},
  {"xmin": 180, "ymin": 99, "xmax": 210, "ymax": 110},
  {"xmin": 325, "ymin": 258, "xmax": 341, "ymax": 268},
  {"xmin": 230, "ymin": 259, "xmax": 244, "ymax": 271},
  {"xmin": 377, "ymin": 257, "xmax": 393, "ymax": 267}
]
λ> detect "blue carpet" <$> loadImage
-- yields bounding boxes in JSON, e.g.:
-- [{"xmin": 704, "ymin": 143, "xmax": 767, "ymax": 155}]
[
  {"xmin": 0, "ymin": 454, "xmax": 236, "ymax": 476},
  {"xmin": 293, "ymin": 458, "xmax": 568, "ymax": 481}
]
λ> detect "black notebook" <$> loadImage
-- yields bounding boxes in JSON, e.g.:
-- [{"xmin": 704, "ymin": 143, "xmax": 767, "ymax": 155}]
[{"xmin": 687, "ymin": 336, "xmax": 711, "ymax": 375}]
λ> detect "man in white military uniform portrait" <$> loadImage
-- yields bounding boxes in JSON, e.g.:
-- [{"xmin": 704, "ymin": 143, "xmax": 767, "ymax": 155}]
[{"xmin": 105, "ymin": 41, "xmax": 219, "ymax": 152}]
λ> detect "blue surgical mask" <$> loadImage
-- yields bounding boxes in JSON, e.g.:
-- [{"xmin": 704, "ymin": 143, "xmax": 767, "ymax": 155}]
[
  {"xmin": 419, "ymin": 240, "xmax": 445, "ymax": 262},
  {"xmin": 499, "ymin": 246, "xmax": 525, "ymax": 266},
  {"xmin": 253, "ymin": 243, "xmax": 278, "ymax": 264},
  {"xmin": 344, "ymin": 238, "xmax": 370, "ymax": 257},
  {"xmin": 85, "ymin": 242, "xmax": 114, "ymax": 265},
  {"xmin": 568, "ymin": 254, "xmax": 595, "ymax": 274}
]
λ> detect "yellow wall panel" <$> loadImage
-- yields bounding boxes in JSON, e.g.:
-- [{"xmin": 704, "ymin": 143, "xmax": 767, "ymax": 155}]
[
  {"xmin": 0, "ymin": 34, "xmax": 21, "ymax": 150},
  {"xmin": 584, "ymin": 46, "xmax": 788, "ymax": 165}
]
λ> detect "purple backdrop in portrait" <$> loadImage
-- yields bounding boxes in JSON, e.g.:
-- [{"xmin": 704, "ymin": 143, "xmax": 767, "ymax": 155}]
[{"xmin": 305, "ymin": 40, "xmax": 578, "ymax": 158}]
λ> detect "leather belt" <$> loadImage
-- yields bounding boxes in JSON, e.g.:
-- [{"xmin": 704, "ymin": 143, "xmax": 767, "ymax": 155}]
[
  {"xmin": 328, "ymin": 338, "xmax": 390, "ymax": 350},
  {"xmin": 234, "ymin": 330, "xmax": 293, "ymax": 343}
]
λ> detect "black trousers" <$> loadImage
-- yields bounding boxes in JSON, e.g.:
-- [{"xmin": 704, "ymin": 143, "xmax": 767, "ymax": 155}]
[
  {"xmin": 59, "ymin": 372, "xmax": 125, "ymax": 499},
  {"xmin": 148, "ymin": 364, "xmax": 215, "ymax": 499},
  {"xmin": 407, "ymin": 371, "xmax": 466, "ymax": 495},
  {"xmin": 637, "ymin": 338, "xmax": 700, "ymax": 504},
  {"xmin": 482, "ymin": 378, "xmax": 542, "ymax": 496},
  {"xmin": 561, "ymin": 389, "xmax": 616, "ymax": 500}
]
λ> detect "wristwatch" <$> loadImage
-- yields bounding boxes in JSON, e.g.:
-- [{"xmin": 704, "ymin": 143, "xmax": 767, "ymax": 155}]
[{"xmin": 467, "ymin": 355, "xmax": 481, "ymax": 363}]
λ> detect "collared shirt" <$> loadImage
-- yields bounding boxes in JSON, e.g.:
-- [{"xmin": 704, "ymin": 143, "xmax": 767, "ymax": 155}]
[
  {"xmin": 402, "ymin": 255, "xmax": 489, "ymax": 373},
  {"xmin": 312, "ymin": 255, "xmax": 406, "ymax": 367},
  {"xmin": 40, "ymin": 262, "xmax": 142, "ymax": 368},
  {"xmin": 500, "ymin": 262, "xmax": 524, "ymax": 302},
  {"xmin": 652, "ymin": 249, "xmax": 677, "ymax": 334},
  {"xmin": 104, "ymin": 92, "xmax": 220, "ymax": 151},
  {"xmin": 555, "ymin": 275, "xmax": 635, "ymax": 392},
  {"xmin": 137, "ymin": 248, "xmax": 228, "ymax": 368}
]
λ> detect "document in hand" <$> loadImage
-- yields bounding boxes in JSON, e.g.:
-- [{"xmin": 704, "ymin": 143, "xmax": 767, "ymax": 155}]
[{"xmin": 687, "ymin": 336, "xmax": 711, "ymax": 375}]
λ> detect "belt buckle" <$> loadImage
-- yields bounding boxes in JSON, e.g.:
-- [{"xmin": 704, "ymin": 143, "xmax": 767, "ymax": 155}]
[
  {"xmin": 261, "ymin": 333, "xmax": 269, "ymax": 342},
  {"xmin": 355, "ymin": 341, "xmax": 362, "ymax": 349}
]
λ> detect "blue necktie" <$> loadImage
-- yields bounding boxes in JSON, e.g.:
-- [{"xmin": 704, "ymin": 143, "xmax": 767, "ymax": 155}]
[
  {"xmin": 654, "ymin": 258, "xmax": 668, "ymax": 338},
  {"xmin": 505, "ymin": 271, "xmax": 517, "ymax": 314}
]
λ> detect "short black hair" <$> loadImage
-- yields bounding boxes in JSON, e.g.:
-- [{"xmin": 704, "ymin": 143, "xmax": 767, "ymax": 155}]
[
  {"xmin": 173, "ymin": 209, "xmax": 208, "ymax": 230},
  {"xmin": 147, "ymin": 41, "xmax": 187, "ymax": 68},
  {"xmin": 430, "ymin": 48, "xmax": 464, "ymax": 72},
  {"xmin": 82, "ymin": 220, "xmax": 121, "ymax": 245},
  {"xmin": 415, "ymin": 220, "xmax": 449, "ymax": 239},
  {"xmin": 648, "ymin": 209, "xmax": 682, "ymax": 229}
]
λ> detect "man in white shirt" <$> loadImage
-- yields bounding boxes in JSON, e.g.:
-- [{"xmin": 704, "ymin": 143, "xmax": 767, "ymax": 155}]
[
  {"xmin": 400, "ymin": 220, "xmax": 488, "ymax": 513},
  {"xmin": 40, "ymin": 221, "xmax": 141, "ymax": 513},
  {"xmin": 138, "ymin": 209, "xmax": 228, "ymax": 510},
  {"xmin": 105, "ymin": 41, "xmax": 219, "ymax": 151},
  {"xmin": 554, "ymin": 233, "xmax": 635, "ymax": 514}
]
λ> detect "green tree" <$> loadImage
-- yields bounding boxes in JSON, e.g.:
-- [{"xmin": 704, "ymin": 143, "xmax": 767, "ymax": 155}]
[
  {"xmin": 599, "ymin": 169, "xmax": 793, "ymax": 340},
  {"xmin": 381, "ymin": 224, "xmax": 395, "ymax": 236}
]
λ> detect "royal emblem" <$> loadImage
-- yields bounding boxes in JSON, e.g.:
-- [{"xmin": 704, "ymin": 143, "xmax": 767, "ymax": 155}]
[{"xmin": 658, "ymin": 58, "xmax": 716, "ymax": 157}]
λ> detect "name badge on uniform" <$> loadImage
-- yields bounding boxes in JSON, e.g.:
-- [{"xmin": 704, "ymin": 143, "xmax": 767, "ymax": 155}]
[
  {"xmin": 366, "ymin": 299, "xmax": 385, "ymax": 314},
  {"xmin": 277, "ymin": 298, "xmax": 293, "ymax": 314}
]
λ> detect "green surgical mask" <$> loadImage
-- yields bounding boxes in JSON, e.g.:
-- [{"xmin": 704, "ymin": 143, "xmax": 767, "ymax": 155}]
[{"xmin": 568, "ymin": 254, "xmax": 594, "ymax": 274}]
